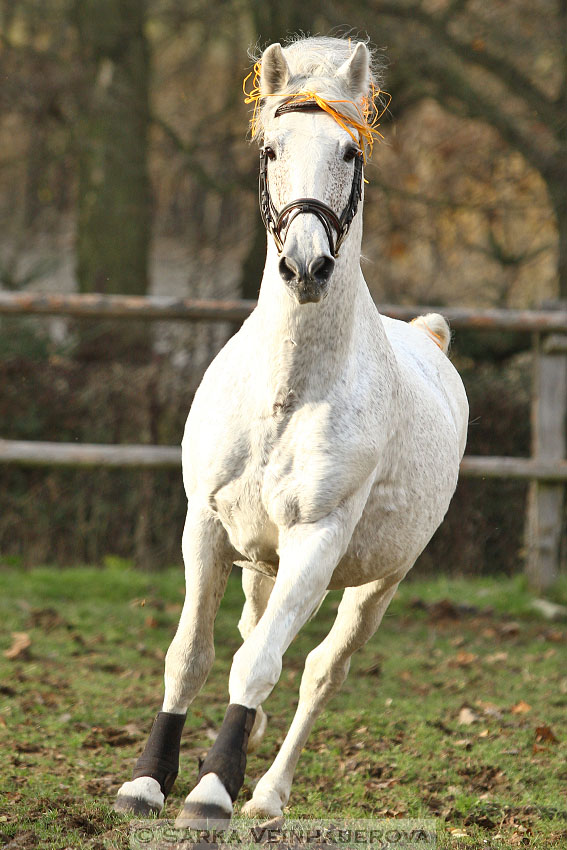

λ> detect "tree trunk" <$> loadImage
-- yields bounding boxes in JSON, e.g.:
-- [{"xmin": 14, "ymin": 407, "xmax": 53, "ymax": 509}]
[
  {"xmin": 239, "ymin": 214, "xmax": 266, "ymax": 301},
  {"xmin": 74, "ymin": 0, "xmax": 150, "ymax": 361},
  {"xmin": 549, "ymin": 169, "xmax": 567, "ymax": 300}
]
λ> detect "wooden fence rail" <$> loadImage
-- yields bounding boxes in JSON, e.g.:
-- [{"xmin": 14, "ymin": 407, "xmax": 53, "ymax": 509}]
[
  {"xmin": 1, "ymin": 291, "xmax": 566, "ymax": 590},
  {"xmin": 2, "ymin": 440, "xmax": 567, "ymax": 482},
  {"xmin": 2, "ymin": 290, "xmax": 567, "ymax": 332}
]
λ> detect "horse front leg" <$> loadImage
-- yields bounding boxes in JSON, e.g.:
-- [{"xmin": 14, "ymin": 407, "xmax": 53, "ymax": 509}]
[
  {"xmin": 114, "ymin": 502, "xmax": 232, "ymax": 816},
  {"xmin": 175, "ymin": 514, "xmax": 349, "ymax": 828},
  {"xmin": 237, "ymin": 570, "xmax": 274, "ymax": 752},
  {"xmin": 241, "ymin": 575, "xmax": 404, "ymax": 817}
]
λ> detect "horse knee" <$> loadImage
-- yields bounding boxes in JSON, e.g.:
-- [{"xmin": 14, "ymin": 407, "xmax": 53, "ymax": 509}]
[
  {"xmin": 164, "ymin": 636, "xmax": 214, "ymax": 711},
  {"xmin": 229, "ymin": 641, "xmax": 281, "ymax": 708}
]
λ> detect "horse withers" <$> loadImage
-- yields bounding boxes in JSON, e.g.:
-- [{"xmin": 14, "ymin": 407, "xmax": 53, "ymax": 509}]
[{"xmin": 114, "ymin": 35, "xmax": 468, "ymax": 825}]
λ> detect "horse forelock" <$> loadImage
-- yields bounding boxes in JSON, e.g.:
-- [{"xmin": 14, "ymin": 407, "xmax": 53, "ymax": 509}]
[{"xmin": 245, "ymin": 36, "xmax": 388, "ymax": 157}]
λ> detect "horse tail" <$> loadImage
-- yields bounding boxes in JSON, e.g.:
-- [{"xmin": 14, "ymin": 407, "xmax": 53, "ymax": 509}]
[{"xmin": 410, "ymin": 313, "xmax": 451, "ymax": 355}]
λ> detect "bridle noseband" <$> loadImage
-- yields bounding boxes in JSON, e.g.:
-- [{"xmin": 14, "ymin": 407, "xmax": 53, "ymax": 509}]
[{"xmin": 259, "ymin": 100, "xmax": 364, "ymax": 259}]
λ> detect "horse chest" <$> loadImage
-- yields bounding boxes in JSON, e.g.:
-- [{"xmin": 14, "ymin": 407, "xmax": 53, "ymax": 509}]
[
  {"xmin": 212, "ymin": 471, "xmax": 276, "ymax": 565},
  {"xmin": 210, "ymin": 406, "xmax": 351, "ymax": 562}
]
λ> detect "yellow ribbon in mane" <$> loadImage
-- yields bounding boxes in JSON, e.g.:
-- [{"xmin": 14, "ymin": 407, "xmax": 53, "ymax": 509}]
[{"xmin": 243, "ymin": 61, "xmax": 390, "ymax": 162}]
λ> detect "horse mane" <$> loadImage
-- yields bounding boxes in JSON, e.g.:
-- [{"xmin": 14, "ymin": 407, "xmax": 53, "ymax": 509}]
[{"xmin": 247, "ymin": 36, "xmax": 387, "ymax": 156}]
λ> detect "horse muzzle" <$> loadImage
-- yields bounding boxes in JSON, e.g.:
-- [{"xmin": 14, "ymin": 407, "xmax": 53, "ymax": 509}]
[{"xmin": 278, "ymin": 252, "xmax": 335, "ymax": 304}]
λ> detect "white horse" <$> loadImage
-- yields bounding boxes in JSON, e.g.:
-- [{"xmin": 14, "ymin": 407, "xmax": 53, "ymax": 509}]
[{"xmin": 115, "ymin": 35, "xmax": 468, "ymax": 825}]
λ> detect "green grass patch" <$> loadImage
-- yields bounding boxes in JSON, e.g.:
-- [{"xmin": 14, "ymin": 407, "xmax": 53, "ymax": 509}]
[{"xmin": 0, "ymin": 564, "xmax": 566, "ymax": 848}]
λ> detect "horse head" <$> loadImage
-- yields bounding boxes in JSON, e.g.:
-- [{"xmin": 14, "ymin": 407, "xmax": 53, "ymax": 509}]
[{"xmin": 255, "ymin": 40, "xmax": 374, "ymax": 304}]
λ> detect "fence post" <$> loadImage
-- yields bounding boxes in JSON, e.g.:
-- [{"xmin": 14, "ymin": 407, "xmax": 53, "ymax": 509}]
[{"xmin": 525, "ymin": 324, "xmax": 567, "ymax": 591}]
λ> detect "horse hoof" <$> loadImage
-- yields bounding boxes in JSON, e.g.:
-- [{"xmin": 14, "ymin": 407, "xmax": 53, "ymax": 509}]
[
  {"xmin": 113, "ymin": 795, "xmax": 161, "ymax": 816},
  {"xmin": 114, "ymin": 777, "xmax": 164, "ymax": 816},
  {"xmin": 240, "ymin": 786, "xmax": 284, "ymax": 818},
  {"xmin": 175, "ymin": 801, "xmax": 232, "ymax": 829}
]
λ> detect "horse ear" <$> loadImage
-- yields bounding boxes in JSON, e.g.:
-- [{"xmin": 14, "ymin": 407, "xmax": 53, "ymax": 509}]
[
  {"xmin": 260, "ymin": 43, "xmax": 291, "ymax": 97},
  {"xmin": 336, "ymin": 42, "xmax": 370, "ymax": 101}
]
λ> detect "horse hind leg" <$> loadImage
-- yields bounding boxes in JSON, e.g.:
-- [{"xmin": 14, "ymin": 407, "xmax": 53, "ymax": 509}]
[
  {"xmin": 114, "ymin": 503, "xmax": 232, "ymax": 817},
  {"xmin": 241, "ymin": 573, "xmax": 404, "ymax": 818}
]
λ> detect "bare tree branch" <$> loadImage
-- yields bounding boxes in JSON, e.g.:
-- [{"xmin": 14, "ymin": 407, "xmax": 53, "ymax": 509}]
[
  {"xmin": 151, "ymin": 113, "xmax": 246, "ymax": 193},
  {"xmin": 372, "ymin": 0, "xmax": 557, "ymax": 132}
]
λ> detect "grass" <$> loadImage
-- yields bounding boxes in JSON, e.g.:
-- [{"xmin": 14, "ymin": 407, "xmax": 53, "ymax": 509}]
[{"xmin": 0, "ymin": 563, "xmax": 566, "ymax": 849}]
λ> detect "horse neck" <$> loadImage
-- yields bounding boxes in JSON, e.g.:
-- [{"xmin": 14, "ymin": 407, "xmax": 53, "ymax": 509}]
[{"xmin": 254, "ymin": 219, "xmax": 386, "ymax": 395}]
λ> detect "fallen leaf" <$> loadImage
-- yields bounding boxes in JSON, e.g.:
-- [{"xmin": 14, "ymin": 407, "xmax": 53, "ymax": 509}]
[
  {"xmin": 511, "ymin": 700, "xmax": 532, "ymax": 715},
  {"xmin": 449, "ymin": 650, "xmax": 477, "ymax": 667},
  {"xmin": 544, "ymin": 630, "xmax": 564, "ymax": 643},
  {"xmin": 129, "ymin": 598, "xmax": 146, "ymax": 608},
  {"xmin": 500, "ymin": 622, "xmax": 521, "ymax": 637},
  {"xmin": 123, "ymin": 723, "xmax": 145, "ymax": 738},
  {"xmin": 476, "ymin": 700, "xmax": 503, "ymax": 718},
  {"xmin": 458, "ymin": 706, "xmax": 478, "ymax": 725},
  {"xmin": 3, "ymin": 632, "xmax": 31, "ymax": 660},
  {"xmin": 535, "ymin": 725, "xmax": 559, "ymax": 744},
  {"xmin": 486, "ymin": 651, "xmax": 508, "ymax": 663}
]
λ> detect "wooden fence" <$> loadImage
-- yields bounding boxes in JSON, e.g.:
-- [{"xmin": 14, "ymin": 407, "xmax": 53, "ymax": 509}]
[{"xmin": 1, "ymin": 291, "xmax": 566, "ymax": 590}]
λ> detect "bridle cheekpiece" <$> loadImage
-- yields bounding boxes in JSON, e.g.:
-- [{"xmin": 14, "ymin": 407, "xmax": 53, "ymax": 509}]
[{"xmin": 259, "ymin": 100, "xmax": 364, "ymax": 259}]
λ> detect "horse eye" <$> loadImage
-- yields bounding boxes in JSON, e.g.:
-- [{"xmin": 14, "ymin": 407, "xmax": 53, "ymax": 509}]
[
  {"xmin": 343, "ymin": 146, "xmax": 360, "ymax": 162},
  {"xmin": 264, "ymin": 146, "xmax": 277, "ymax": 161}
]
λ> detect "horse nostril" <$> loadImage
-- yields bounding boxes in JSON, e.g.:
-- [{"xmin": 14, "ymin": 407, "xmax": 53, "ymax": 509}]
[
  {"xmin": 279, "ymin": 255, "xmax": 300, "ymax": 282},
  {"xmin": 309, "ymin": 255, "xmax": 335, "ymax": 283}
]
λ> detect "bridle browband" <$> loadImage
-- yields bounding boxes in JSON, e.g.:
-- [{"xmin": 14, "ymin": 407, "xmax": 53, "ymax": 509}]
[{"xmin": 259, "ymin": 100, "xmax": 364, "ymax": 258}]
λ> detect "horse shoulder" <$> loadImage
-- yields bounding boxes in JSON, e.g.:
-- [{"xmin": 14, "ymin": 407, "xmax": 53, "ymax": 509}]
[{"xmin": 181, "ymin": 326, "xmax": 257, "ymax": 498}]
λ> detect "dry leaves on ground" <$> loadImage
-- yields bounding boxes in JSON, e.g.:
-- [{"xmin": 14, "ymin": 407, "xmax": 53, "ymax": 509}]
[{"xmin": 3, "ymin": 632, "xmax": 31, "ymax": 660}]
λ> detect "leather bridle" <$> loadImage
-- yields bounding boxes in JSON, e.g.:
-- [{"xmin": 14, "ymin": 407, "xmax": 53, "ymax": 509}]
[{"xmin": 259, "ymin": 100, "xmax": 364, "ymax": 258}]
